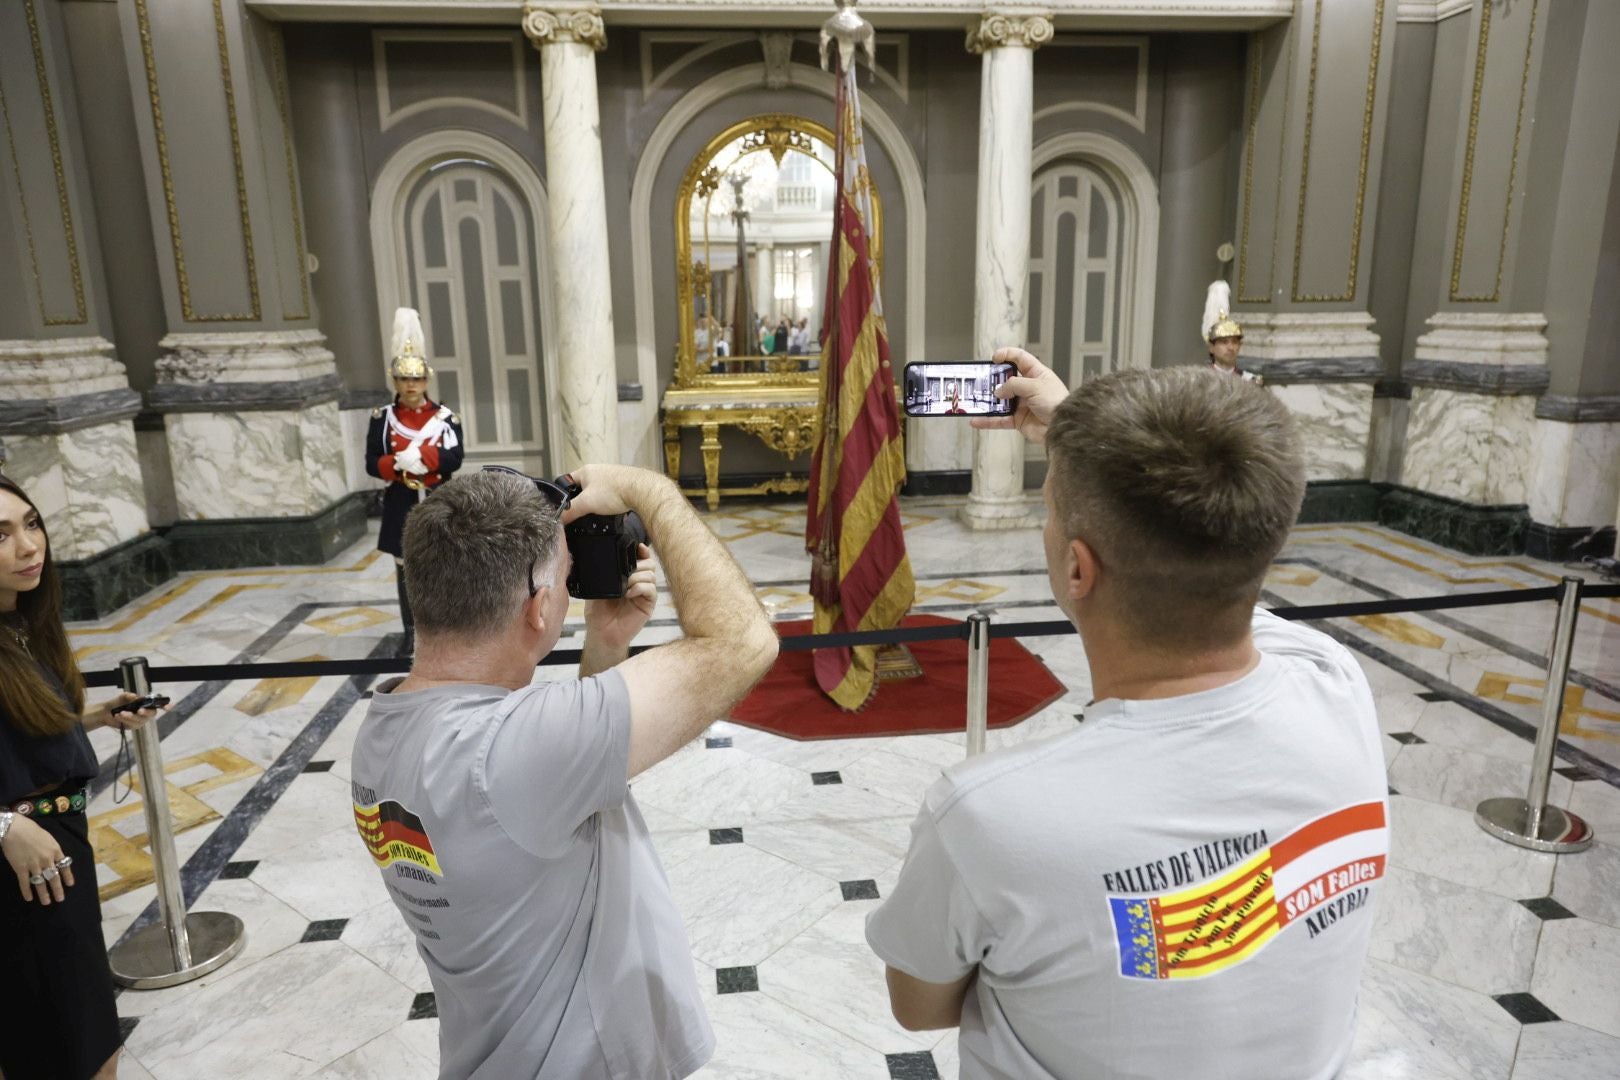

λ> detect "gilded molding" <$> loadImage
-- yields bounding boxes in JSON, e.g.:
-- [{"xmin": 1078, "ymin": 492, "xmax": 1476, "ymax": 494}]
[
  {"xmin": 1290, "ymin": 0, "xmax": 1385, "ymax": 304},
  {"xmin": 522, "ymin": 5, "xmax": 608, "ymax": 51},
  {"xmin": 270, "ymin": 28, "xmax": 311, "ymax": 321},
  {"xmin": 18, "ymin": 0, "xmax": 87, "ymax": 326},
  {"xmin": 1449, "ymin": 0, "xmax": 1538, "ymax": 304},
  {"xmin": 133, "ymin": 0, "xmax": 261, "ymax": 322},
  {"xmin": 965, "ymin": 13, "xmax": 1055, "ymax": 53}
]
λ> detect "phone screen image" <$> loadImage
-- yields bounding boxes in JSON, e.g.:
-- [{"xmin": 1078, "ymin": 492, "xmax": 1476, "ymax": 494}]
[{"xmin": 902, "ymin": 362, "xmax": 1016, "ymax": 417}]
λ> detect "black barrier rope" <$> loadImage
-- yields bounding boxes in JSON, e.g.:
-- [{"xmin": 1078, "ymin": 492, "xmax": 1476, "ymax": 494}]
[{"xmin": 79, "ymin": 580, "xmax": 1620, "ymax": 688}]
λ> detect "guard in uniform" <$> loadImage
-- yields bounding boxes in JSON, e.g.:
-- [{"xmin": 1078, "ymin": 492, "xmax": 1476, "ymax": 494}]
[
  {"xmin": 365, "ymin": 308, "xmax": 463, "ymax": 653},
  {"xmin": 1202, "ymin": 279, "xmax": 1261, "ymax": 384}
]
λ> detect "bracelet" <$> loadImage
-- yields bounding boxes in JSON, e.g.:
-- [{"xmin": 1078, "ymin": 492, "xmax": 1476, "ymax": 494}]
[{"xmin": 0, "ymin": 811, "xmax": 13, "ymax": 846}]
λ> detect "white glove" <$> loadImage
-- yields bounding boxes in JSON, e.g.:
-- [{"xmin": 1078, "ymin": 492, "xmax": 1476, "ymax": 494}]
[{"xmin": 393, "ymin": 445, "xmax": 427, "ymax": 476}]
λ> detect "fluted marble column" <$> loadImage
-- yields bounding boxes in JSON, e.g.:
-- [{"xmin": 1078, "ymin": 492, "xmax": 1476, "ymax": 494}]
[
  {"xmin": 523, "ymin": 2, "xmax": 620, "ymax": 466},
  {"xmin": 962, "ymin": 12, "xmax": 1051, "ymax": 531}
]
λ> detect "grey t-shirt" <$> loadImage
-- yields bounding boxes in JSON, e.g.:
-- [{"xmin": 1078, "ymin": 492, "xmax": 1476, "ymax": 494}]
[
  {"xmin": 351, "ymin": 671, "xmax": 713, "ymax": 1080},
  {"xmin": 867, "ymin": 610, "xmax": 1388, "ymax": 1080}
]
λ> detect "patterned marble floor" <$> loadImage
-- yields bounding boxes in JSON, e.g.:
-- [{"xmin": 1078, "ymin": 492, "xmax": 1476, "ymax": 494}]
[{"xmin": 64, "ymin": 497, "xmax": 1620, "ymax": 1079}]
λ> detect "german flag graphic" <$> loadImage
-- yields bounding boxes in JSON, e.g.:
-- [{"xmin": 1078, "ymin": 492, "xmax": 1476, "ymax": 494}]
[{"xmin": 354, "ymin": 799, "xmax": 444, "ymax": 877}]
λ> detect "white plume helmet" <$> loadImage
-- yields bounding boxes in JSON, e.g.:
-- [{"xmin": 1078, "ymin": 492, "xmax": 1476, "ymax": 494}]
[
  {"xmin": 1202, "ymin": 279, "xmax": 1242, "ymax": 344},
  {"xmin": 389, "ymin": 307, "xmax": 432, "ymax": 379}
]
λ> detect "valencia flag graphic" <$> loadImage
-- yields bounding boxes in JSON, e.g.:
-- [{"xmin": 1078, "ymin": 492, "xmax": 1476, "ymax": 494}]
[{"xmin": 354, "ymin": 799, "xmax": 444, "ymax": 877}]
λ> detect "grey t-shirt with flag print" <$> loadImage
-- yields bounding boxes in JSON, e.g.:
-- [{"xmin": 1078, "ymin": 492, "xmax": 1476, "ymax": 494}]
[
  {"xmin": 867, "ymin": 609, "xmax": 1388, "ymax": 1080},
  {"xmin": 351, "ymin": 670, "xmax": 713, "ymax": 1080}
]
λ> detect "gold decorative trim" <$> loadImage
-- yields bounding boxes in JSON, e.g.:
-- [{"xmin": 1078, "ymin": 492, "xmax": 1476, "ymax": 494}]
[
  {"xmin": 270, "ymin": 27, "xmax": 311, "ymax": 321},
  {"xmin": 673, "ymin": 113, "xmax": 881, "ymax": 390},
  {"xmin": 1290, "ymin": 0, "xmax": 1385, "ymax": 304},
  {"xmin": 2, "ymin": 1, "xmax": 88, "ymax": 326},
  {"xmin": 1449, "ymin": 0, "xmax": 1538, "ymax": 303},
  {"xmin": 134, "ymin": 0, "xmax": 260, "ymax": 322}
]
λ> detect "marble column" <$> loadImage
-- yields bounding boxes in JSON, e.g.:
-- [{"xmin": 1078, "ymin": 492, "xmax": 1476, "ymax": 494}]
[
  {"xmin": 114, "ymin": 0, "xmax": 360, "ymax": 569},
  {"xmin": 523, "ymin": 2, "xmax": 620, "ymax": 467},
  {"xmin": 961, "ymin": 12, "xmax": 1051, "ymax": 532},
  {"xmin": 0, "ymin": 0, "xmax": 169, "ymax": 617}
]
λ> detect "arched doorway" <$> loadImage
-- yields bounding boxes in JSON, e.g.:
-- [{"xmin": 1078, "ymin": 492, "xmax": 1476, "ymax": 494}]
[{"xmin": 370, "ymin": 133, "xmax": 560, "ymax": 474}]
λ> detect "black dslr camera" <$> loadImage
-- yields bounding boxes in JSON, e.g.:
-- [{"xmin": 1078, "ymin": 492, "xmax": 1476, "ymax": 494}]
[{"xmin": 555, "ymin": 475, "xmax": 649, "ymax": 600}]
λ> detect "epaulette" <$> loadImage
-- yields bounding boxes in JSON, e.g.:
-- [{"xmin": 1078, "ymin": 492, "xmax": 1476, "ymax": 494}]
[
  {"xmin": 437, "ymin": 404, "xmax": 458, "ymax": 423},
  {"xmin": 370, "ymin": 406, "xmax": 385, "ymax": 419}
]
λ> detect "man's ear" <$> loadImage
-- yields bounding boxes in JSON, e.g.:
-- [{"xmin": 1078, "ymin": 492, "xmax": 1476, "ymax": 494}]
[
  {"xmin": 524, "ymin": 585, "xmax": 550, "ymax": 637},
  {"xmin": 1068, "ymin": 536, "xmax": 1100, "ymax": 603}
]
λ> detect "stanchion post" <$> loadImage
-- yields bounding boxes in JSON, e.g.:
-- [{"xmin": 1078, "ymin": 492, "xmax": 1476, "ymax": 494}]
[
  {"xmin": 108, "ymin": 657, "xmax": 247, "ymax": 989},
  {"xmin": 1474, "ymin": 578, "xmax": 1595, "ymax": 853},
  {"xmin": 965, "ymin": 612, "xmax": 990, "ymax": 758}
]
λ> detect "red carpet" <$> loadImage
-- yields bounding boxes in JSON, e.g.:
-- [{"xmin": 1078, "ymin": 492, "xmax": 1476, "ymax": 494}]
[{"xmin": 730, "ymin": 615, "xmax": 1068, "ymax": 740}]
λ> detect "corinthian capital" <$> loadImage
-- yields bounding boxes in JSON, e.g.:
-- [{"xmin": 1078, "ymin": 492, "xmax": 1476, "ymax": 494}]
[
  {"xmin": 522, "ymin": 3, "xmax": 607, "ymax": 52},
  {"xmin": 966, "ymin": 12, "xmax": 1054, "ymax": 54}
]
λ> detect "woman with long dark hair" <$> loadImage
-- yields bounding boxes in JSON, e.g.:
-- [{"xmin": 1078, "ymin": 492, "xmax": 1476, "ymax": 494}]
[{"xmin": 0, "ymin": 473, "xmax": 164, "ymax": 1080}]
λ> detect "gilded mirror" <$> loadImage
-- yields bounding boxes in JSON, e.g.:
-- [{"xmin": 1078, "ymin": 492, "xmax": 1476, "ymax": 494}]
[{"xmin": 674, "ymin": 114, "xmax": 881, "ymax": 389}]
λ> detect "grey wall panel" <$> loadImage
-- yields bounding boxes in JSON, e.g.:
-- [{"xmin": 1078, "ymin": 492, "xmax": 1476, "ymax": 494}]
[
  {"xmin": 284, "ymin": 26, "xmax": 383, "ymax": 393},
  {"xmin": 922, "ymin": 34, "xmax": 979, "ymax": 367},
  {"xmin": 1233, "ymin": 22, "xmax": 1292, "ymax": 306},
  {"xmin": 0, "ymin": 0, "xmax": 99, "ymax": 335},
  {"xmin": 60, "ymin": 1, "xmax": 166, "ymax": 386},
  {"xmin": 1581, "ymin": 132, "xmax": 1620, "ymax": 397},
  {"xmin": 1367, "ymin": 23, "xmax": 1435, "ymax": 375},
  {"xmin": 0, "ymin": 177, "xmax": 33, "ymax": 338},
  {"xmin": 1033, "ymin": 36, "xmax": 1156, "ymax": 171},
  {"xmin": 244, "ymin": 15, "xmax": 314, "ymax": 325},
  {"xmin": 1509, "ymin": 0, "xmax": 1580, "ymax": 316},
  {"xmin": 1153, "ymin": 32, "xmax": 1245, "ymax": 366},
  {"xmin": 1399, "ymin": 12, "xmax": 1468, "ymax": 367}
]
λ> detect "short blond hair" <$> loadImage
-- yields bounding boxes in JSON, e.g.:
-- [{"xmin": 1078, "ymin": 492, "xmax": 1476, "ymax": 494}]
[{"xmin": 1045, "ymin": 367, "xmax": 1304, "ymax": 649}]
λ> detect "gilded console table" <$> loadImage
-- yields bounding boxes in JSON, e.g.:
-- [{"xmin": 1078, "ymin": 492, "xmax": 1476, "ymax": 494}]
[{"xmin": 661, "ymin": 385, "xmax": 820, "ymax": 510}]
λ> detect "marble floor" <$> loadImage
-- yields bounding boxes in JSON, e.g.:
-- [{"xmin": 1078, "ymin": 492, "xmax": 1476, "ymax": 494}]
[{"xmin": 63, "ymin": 497, "xmax": 1620, "ymax": 1079}]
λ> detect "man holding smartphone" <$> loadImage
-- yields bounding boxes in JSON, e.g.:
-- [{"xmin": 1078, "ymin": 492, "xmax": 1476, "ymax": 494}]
[
  {"xmin": 866, "ymin": 349, "xmax": 1386, "ymax": 1079},
  {"xmin": 350, "ymin": 465, "xmax": 778, "ymax": 1079}
]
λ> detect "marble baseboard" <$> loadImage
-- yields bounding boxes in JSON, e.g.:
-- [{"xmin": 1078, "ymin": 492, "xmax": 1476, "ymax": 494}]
[
  {"xmin": 1525, "ymin": 523, "xmax": 1616, "ymax": 561},
  {"xmin": 1377, "ymin": 485, "xmax": 1528, "ymax": 557},
  {"xmin": 162, "ymin": 492, "xmax": 369, "ymax": 571},
  {"xmin": 56, "ymin": 532, "xmax": 175, "ymax": 621},
  {"xmin": 902, "ymin": 470, "xmax": 971, "ymax": 496},
  {"xmin": 0, "ymin": 388, "xmax": 143, "ymax": 435},
  {"xmin": 1299, "ymin": 481, "xmax": 1383, "ymax": 524}
]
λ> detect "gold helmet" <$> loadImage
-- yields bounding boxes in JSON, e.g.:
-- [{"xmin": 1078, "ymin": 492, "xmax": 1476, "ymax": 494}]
[
  {"xmin": 1201, "ymin": 280, "xmax": 1242, "ymax": 344},
  {"xmin": 389, "ymin": 307, "xmax": 434, "ymax": 379}
]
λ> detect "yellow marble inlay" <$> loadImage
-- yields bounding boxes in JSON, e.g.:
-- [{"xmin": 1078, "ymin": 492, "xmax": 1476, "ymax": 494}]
[
  {"xmin": 1266, "ymin": 567, "xmax": 1322, "ymax": 587},
  {"xmin": 917, "ymin": 579, "xmax": 1006, "ymax": 604},
  {"xmin": 234, "ymin": 655, "xmax": 328, "ymax": 716},
  {"xmin": 756, "ymin": 586, "xmax": 811, "ymax": 611},
  {"xmin": 1475, "ymin": 672, "xmax": 1620, "ymax": 744},
  {"xmin": 89, "ymin": 748, "xmax": 261, "ymax": 901},
  {"xmin": 1351, "ymin": 614, "xmax": 1447, "ymax": 650},
  {"xmin": 306, "ymin": 607, "xmax": 394, "ymax": 636}
]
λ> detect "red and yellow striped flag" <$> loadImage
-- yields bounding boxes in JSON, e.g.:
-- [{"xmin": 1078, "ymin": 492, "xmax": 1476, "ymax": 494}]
[{"xmin": 805, "ymin": 49, "xmax": 915, "ymax": 711}]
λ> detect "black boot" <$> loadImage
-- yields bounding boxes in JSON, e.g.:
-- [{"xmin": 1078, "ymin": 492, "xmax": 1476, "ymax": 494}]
[{"xmin": 395, "ymin": 565, "xmax": 415, "ymax": 656}]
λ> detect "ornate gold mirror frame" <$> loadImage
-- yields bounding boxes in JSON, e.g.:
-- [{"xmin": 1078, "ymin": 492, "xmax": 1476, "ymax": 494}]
[{"xmin": 673, "ymin": 113, "xmax": 882, "ymax": 389}]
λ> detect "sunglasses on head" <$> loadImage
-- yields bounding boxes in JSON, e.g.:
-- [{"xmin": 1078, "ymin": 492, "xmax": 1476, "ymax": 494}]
[{"xmin": 480, "ymin": 466, "xmax": 574, "ymax": 597}]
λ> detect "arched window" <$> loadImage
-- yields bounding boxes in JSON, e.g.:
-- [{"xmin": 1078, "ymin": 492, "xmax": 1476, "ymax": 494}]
[
  {"xmin": 1027, "ymin": 162, "xmax": 1125, "ymax": 386},
  {"xmin": 401, "ymin": 159, "xmax": 547, "ymax": 465}
]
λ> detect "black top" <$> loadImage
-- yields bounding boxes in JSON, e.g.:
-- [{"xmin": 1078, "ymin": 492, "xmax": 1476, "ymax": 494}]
[{"xmin": 0, "ymin": 617, "xmax": 97, "ymax": 803}]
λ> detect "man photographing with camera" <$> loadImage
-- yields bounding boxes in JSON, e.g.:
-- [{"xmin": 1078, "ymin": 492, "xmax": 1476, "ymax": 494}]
[
  {"xmin": 866, "ymin": 350, "xmax": 1387, "ymax": 1079},
  {"xmin": 351, "ymin": 464, "xmax": 778, "ymax": 1079}
]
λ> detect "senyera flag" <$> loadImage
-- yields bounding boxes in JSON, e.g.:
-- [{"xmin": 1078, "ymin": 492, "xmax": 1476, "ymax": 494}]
[{"xmin": 805, "ymin": 26, "xmax": 915, "ymax": 711}]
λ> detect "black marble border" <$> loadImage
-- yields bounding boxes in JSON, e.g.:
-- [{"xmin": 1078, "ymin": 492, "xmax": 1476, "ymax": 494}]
[
  {"xmin": 618, "ymin": 382, "xmax": 644, "ymax": 402},
  {"xmin": 1534, "ymin": 394, "xmax": 1620, "ymax": 423},
  {"xmin": 1372, "ymin": 378, "xmax": 1412, "ymax": 400},
  {"xmin": 146, "ymin": 373, "xmax": 344, "ymax": 413},
  {"xmin": 1405, "ymin": 360, "xmax": 1550, "ymax": 395},
  {"xmin": 0, "ymin": 388, "xmax": 143, "ymax": 435},
  {"xmin": 57, "ymin": 532, "xmax": 175, "ymax": 621},
  {"xmin": 1525, "ymin": 523, "xmax": 1617, "ymax": 561},
  {"xmin": 1299, "ymin": 480, "xmax": 1383, "ymax": 524},
  {"xmin": 902, "ymin": 470, "xmax": 972, "ymax": 496},
  {"xmin": 1377, "ymin": 485, "xmax": 1529, "ymax": 556},
  {"xmin": 162, "ymin": 492, "xmax": 369, "ymax": 571},
  {"xmin": 1241, "ymin": 357, "xmax": 1382, "ymax": 384},
  {"xmin": 339, "ymin": 387, "xmax": 392, "ymax": 411}
]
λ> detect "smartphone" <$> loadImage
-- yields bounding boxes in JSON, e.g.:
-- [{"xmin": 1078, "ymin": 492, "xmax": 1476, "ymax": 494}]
[
  {"xmin": 902, "ymin": 362, "xmax": 1017, "ymax": 417},
  {"xmin": 111, "ymin": 694, "xmax": 170, "ymax": 715}
]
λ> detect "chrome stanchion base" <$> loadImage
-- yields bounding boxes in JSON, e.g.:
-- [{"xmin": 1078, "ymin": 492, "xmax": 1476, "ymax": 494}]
[
  {"xmin": 1474, "ymin": 797, "xmax": 1594, "ymax": 854},
  {"xmin": 110, "ymin": 912, "xmax": 247, "ymax": 990}
]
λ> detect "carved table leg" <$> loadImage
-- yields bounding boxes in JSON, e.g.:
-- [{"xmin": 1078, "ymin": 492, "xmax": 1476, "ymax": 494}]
[
  {"xmin": 663, "ymin": 418, "xmax": 682, "ymax": 484},
  {"xmin": 700, "ymin": 422, "xmax": 722, "ymax": 511}
]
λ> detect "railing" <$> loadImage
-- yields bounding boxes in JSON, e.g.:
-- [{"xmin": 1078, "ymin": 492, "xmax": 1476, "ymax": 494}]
[{"xmin": 86, "ymin": 577, "xmax": 1618, "ymax": 989}]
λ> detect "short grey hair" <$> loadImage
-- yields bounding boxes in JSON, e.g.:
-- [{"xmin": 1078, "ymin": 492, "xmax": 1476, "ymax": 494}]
[{"xmin": 402, "ymin": 470, "xmax": 563, "ymax": 638}]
